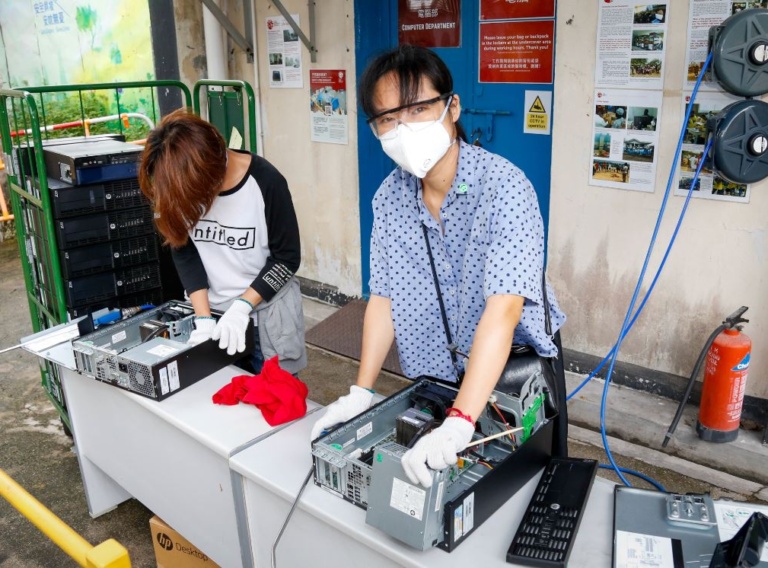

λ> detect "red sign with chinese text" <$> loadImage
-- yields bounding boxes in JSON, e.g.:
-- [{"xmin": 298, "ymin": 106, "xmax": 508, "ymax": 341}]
[
  {"xmin": 398, "ymin": 0, "xmax": 461, "ymax": 48},
  {"xmin": 479, "ymin": 20, "xmax": 554, "ymax": 84},
  {"xmin": 310, "ymin": 70, "xmax": 346, "ymax": 92},
  {"xmin": 480, "ymin": 0, "xmax": 556, "ymax": 20}
]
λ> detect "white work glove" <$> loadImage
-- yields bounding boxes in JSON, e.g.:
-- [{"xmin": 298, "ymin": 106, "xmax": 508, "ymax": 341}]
[
  {"xmin": 401, "ymin": 417, "xmax": 475, "ymax": 487},
  {"xmin": 211, "ymin": 299, "xmax": 252, "ymax": 356},
  {"xmin": 310, "ymin": 385, "xmax": 374, "ymax": 440},
  {"xmin": 187, "ymin": 317, "xmax": 217, "ymax": 345}
]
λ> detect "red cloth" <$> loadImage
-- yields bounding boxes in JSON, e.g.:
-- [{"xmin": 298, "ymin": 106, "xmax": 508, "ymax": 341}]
[{"xmin": 212, "ymin": 356, "xmax": 308, "ymax": 426}]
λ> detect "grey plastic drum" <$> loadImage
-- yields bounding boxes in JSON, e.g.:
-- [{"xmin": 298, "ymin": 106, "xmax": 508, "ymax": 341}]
[
  {"xmin": 710, "ymin": 8, "xmax": 768, "ymax": 97},
  {"xmin": 708, "ymin": 99, "xmax": 768, "ymax": 184}
]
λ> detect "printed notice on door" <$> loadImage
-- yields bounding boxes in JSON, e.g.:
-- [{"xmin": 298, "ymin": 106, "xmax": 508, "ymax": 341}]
[
  {"xmin": 595, "ymin": 1, "xmax": 669, "ymax": 89},
  {"xmin": 310, "ymin": 70, "xmax": 348, "ymax": 145},
  {"xmin": 266, "ymin": 14, "xmax": 303, "ymax": 88},
  {"xmin": 479, "ymin": 19, "xmax": 554, "ymax": 84},
  {"xmin": 590, "ymin": 89, "xmax": 663, "ymax": 193},
  {"xmin": 524, "ymin": 91, "xmax": 551, "ymax": 135},
  {"xmin": 398, "ymin": 0, "xmax": 460, "ymax": 48},
  {"xmin": 480, "ymin": 0, "xmax": 555, "ymax": 20}
]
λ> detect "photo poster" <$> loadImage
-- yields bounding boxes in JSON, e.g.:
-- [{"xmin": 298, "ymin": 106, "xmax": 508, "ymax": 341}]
[
  {"xmin": 479, "ymin": 19, "xmax": 555, "ymax": 84},
  {"xmin": 266, "ymin": 14, "xmax": 303, "ymax": 88},
  {"xmin": 310, "ymin": 70, "xmax": 348, "ymax": 145},
  {"xmin": 684, "ymin": 0, "xmax": 768, "ymax": 90},
  {"xmin": 398, "ymin": 0, "xmax": 460, "ymax": 48},
  {"xmin": 595, "ymin": 1, "xmax": 670, "ymax": 90},
  {"xmin": 674, "ymin": 90, "xmax": 751, "ymax": 203},
  {"xmin": 590, "ymin": 89, "xmax": 663, "ymax": 193}
]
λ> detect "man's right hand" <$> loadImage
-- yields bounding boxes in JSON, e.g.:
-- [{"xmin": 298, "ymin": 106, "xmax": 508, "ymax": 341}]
[{"xmin": 310, "ymin": 385, "xmax": 375, "ymax": 440}]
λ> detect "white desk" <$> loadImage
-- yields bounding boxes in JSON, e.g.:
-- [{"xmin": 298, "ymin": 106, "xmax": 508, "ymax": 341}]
[
  {"xmin": 231, "ymin": 412, "xmax": 615, "ymax": 568},
  {"xmin": 50, "ymin": 348, "xmax": 318, "ymax": 568}
]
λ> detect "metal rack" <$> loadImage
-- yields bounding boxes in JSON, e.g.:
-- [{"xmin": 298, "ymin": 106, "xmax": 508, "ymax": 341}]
[{"xmin": 0, "ymin": 79, "xmax": 256, "ymax": 429}]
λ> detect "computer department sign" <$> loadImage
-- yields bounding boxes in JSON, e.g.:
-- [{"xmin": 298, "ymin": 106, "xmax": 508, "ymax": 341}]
[
  {"xmin": 398, "ymin": 0, "xmax": 461, "ymax": 48},
  {"xmin": 479, "ymin": 20, "xmax": 554, "ymax": 84}
]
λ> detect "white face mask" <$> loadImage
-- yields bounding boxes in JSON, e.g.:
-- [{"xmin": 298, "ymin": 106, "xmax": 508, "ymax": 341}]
[
  {"xmin": 379, "ymin": 102, "xmax": 454, "ymax": 178},
  {"xmin": 656, "ymin": 13, "xmax": 664, "ymax": 20}
]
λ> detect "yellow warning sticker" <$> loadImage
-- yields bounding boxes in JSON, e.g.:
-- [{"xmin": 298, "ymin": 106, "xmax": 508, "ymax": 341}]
[
  {"xmin": 526, "ymin": 113, "xmax": 548, "ymax": 131},
  {"xmin": 529, "ymin": 96, "xmax": 547, "ymax": 114}
]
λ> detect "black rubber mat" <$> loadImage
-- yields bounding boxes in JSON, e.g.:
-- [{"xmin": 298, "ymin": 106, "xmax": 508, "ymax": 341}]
[{"xmin": 305, "ymin": 299, "xmax": 404, "ymax": 376}]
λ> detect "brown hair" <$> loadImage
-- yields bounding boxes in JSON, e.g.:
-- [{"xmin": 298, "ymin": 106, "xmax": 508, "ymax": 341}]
[{"xmin": 139, "ymin": 108, "xmax": 227, "ymax": 247}]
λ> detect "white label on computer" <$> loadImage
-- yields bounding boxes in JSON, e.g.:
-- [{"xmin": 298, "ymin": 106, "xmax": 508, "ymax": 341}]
[
  {"xmin": 356, "ymin": 421, "xmax": 373, "ymax": 441},
  {"xmin": 168, "ymin": 361, "xmax": 180, "ymax": 391},
  {"xmin": 390, "ymin": 478, "xmax": 425, "ymax": 521},
  {"xmin": 615, "ymin": 530, "xmax": 675, "ymax": 568},
  {"xmin": 463, "ymin": 493, "xmax": 475, "ymax": 534},
  {"xmin": 111, "ymin": 330, "xmax": 127, "ymax": 344},
  {"xmin": 159, "ymin": 368, "xmax": 169, "ymax": 395},
  {"xmin": 147, "ymin": 344, "xmax": 178, "ymax": 357}
]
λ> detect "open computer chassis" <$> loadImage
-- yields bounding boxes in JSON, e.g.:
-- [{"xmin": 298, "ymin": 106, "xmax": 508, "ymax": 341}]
[
  {"xmin": 312, "ymin": 373, "xmax": 555, "ymax": 552},
  {"xmin": 72, "ymin": 300, "xmax": 254, "ymax": 401}
]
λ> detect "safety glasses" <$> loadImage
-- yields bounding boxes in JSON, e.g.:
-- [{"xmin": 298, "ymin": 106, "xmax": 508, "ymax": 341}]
[{"xmin": 367, "ymin": 93, "xmax": 453, "ymax": 140}]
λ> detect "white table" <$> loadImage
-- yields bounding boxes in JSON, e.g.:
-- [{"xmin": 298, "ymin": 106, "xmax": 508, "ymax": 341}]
[
  {"xmin": 35, "ymin": 336, "xmax": 318, "ymax": 568},
  {"xmin": 230, "ymin": 411, "xmax": 615, "ymax": 568}
]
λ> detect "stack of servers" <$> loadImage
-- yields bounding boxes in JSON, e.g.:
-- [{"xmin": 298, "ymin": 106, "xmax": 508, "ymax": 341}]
[{"xmin": 41, "ymin": 138, "xmax": 167, "ymax": 319}]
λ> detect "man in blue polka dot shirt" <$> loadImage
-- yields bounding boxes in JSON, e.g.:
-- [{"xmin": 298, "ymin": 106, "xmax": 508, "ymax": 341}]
[{"xmin": 311, "ymin": 45, "xmax": 567, "ymax": 488}]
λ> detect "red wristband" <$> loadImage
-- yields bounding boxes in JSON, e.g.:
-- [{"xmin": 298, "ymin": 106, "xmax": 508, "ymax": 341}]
[{"xmin": 446, "ymin": 407, "xmax": 474, "ymax": 425}]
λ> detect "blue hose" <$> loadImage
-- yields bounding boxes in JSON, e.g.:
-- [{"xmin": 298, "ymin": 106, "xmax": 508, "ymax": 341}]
[
  {"xmin": 598, "ymin": 464, "xmax": 667, "ymax": 492},
  {"xmin": 589, "ymin": 52, "xmax": 714, "ymax": 488}
]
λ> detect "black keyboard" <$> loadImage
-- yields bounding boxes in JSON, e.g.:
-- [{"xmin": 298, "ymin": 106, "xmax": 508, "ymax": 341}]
[{"xmin": 506, "ymin": 457, "xmax": 598, "ymax": 567}]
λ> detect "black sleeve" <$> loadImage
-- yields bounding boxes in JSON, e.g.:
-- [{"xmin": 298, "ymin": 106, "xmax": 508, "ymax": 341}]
[
  {"xmin": 170, "ymin": 239, "xmax": 209, "ymax": 295},
  {"xmin": 249, "ymin": 156, "xmax": 301, "ymax": 302}
]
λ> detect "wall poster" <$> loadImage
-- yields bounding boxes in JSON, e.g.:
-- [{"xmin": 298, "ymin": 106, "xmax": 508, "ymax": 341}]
[
  {"xmin": 595, "ymin": 1, "xmax": 670, "ymax": 90},
  {"xmin": 310, "ymin": 70, "xmax": 348, "ymax": 145},
  {"xmin": 480, "ymin": 0, "xmax": 555, "ymax": 20},
  {"xmin": 590, "ymin": 89, "xmax": 664, "ymax": 193},
  {"xmin": 398, "ymin": 0, "xmax": 461, "ymax": 48},
  {"xmin": 266, "ymin": 14, "xmax": 303, "ymax": 88},
  {"xmin": 479, "ymin": 19, "xmax": 555, "ymax": 84}
]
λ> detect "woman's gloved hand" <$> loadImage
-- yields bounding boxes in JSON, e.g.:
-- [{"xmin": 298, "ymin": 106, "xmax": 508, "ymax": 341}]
[
  {"xmin": 211, "ymin": 299, "xmax": 253, "ymax": 355},
  {"xmin": 310, "ymin": 385, "xmax": 374, "ymax": 440},
  {"xmin": 401, "ymin": 416, "xmax": 475, "ymax": 487},
  {"xmin": 187, "ymin": 317, "xmax": 216, "ymax": 345}
]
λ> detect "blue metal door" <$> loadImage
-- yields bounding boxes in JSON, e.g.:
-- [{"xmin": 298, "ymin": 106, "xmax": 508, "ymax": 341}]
[{"xmin": 355, "ymin": 0, "xmax": 555, "ymax": 295}]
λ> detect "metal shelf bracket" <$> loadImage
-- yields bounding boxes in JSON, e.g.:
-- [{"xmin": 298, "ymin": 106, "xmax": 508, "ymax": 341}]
[
  {"xmin": 272, "ymin": 0, "xmax": 318, "ymax": 62},
  {"xmin": 201, "ymin": 0, "xmax": 255, "ymax": 62}
]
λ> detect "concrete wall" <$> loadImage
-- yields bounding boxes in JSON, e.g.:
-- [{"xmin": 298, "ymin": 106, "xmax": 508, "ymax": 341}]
[
  {"xmin": 549, "ymin": 3, "xmax": 768, "ymax": 398},
  {"xmin": 224, "ymin": 0, "xmax": 363, "ymax": 298},
  {"xmin": 179, "ymin": 0, "xmax": 361, "ymax": 297},
  {"xmin": 174, "ymin": 1, "xmax": 207, "ymax": 87}
]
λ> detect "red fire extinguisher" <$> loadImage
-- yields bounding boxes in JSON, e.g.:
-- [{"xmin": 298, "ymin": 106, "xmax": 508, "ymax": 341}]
[{"xmin": 696, "ymin": 326, "xmax": 751, "ymax": 443}]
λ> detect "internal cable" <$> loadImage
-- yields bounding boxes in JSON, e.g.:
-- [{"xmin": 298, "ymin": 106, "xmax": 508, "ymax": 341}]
[
  {"xmin": 599, "ymin": 52, "xmax": 713, "ymax": 488},
  {"xmin": 271, "ymin": 466, "xmax": 314, "ymax": 568},
  {"xmin": 490, "ymin": 402, "xmax": 515, "ymax": 441}
]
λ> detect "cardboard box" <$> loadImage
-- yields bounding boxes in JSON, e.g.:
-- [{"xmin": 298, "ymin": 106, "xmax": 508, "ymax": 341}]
[{"xmin": 149, "ymin": 516, "xmax": 220, "ymax": 568}]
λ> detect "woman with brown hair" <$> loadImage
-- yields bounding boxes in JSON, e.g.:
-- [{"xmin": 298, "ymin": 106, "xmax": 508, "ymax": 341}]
[{"xmin": 139, "ymin": 109, "xmax": 306, "ymax": 375}]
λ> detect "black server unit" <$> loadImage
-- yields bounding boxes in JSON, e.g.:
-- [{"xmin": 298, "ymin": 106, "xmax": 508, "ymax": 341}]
[{"xmin": 41, "ymin": 139, "xmax": 178, "ymax": 322}]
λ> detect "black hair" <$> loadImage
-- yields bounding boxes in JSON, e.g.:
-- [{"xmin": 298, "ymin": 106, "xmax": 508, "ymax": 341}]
[{"xmin": 359, "ymin": 44, "xmax": 467, "ymax": 142}]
